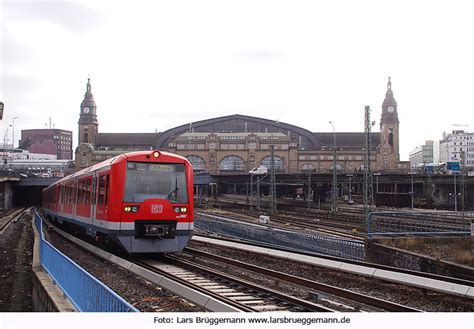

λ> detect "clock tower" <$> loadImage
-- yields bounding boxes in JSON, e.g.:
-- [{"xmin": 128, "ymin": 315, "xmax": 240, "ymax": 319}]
[
  {"xmin": 376, "ymin": 77, "xmax": 400, "ymax": 170},
  {"xmin": 78, "ymin": 78, "xmax": 99, "ymax": 146}
]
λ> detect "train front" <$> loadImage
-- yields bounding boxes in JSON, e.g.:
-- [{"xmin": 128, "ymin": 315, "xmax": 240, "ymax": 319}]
[{"xmin": 115, "ymin": 150, "xmax": 194, "ymax": 253}]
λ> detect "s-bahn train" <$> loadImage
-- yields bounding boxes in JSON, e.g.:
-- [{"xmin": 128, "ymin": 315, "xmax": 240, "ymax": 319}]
[{"xmin": 42, "ymin": 150, "xmax": 194, "ymax": 253}]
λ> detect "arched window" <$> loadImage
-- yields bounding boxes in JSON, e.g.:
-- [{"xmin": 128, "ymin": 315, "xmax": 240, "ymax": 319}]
[
  {"xmin": 301, "ymin": 163, "xmax": 315, "ymax": 172},
  {"xmin": 261, "ymin": 156, "xmax": 285, "ymax": 172},
  {"xmin": 83, "ymin": 133, "xmax": 89, "ymax": 143},
  {"xmin": 388, "ymin": 128, "xmax": 394, "ymax": 147},
  {"xmin": 329, "ymin": 163, "xmax": 343, "ymax": 171},
  {"xmin": 186, "ymin": 155, "xmax": 207, "ymax": 171},
  {"xmin": 219, "ymin": 156, "xmax": 246, "ymax": 172}
]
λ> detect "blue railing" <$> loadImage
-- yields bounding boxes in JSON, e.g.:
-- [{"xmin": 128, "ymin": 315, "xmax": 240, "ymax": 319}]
[
  {"xmin": 367, "ymin": 211, "xmax": 471, "ymax": 239},
  {"xmin": 34, "ymin": 213, "xmax": 138, "ymax": 312},
  {"xmin": 196, "ymin": 215, "xmax": 365, "ymax": 260}
]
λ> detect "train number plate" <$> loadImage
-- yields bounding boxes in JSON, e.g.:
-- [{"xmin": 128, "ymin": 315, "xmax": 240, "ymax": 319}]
[{"xmin": 151, "ymin": 204, "xmax": 163, "ymax": 214}]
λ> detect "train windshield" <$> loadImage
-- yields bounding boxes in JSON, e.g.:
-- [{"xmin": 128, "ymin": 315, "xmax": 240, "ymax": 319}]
[{"xmin": 124, "ymin": 162, "xmax": 188, "ymax": 203}]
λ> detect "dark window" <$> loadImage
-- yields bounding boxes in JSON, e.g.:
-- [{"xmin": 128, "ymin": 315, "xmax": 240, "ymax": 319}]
[
  {"xmin": 124, "ymin": 162, "xmax": 188, "ymax": 203},
  {"xmin": 105, "ymin": 174, "xmax": 109, "ymax": 204},
  {"xmin": 98, "ymin": 175, "xmax": 106, "ymax": 204},
  {"xmin": 85, "ymin": 179, "xmax": 91, "ymax": 204},
  {"xmin": 388, "ymin": 128, "xmax": 394, "ymax": 147}
]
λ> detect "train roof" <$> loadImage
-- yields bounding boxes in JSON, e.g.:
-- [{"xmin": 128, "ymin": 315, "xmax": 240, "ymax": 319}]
[{"xmin": 45, "ymin": 150, "xmax": 189, "ymax": 189}]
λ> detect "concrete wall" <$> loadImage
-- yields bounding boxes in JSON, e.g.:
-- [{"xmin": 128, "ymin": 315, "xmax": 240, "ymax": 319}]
[
  {"xmin": 0, "ymin": 181, "xmax": 14, "ymax": 212},
  {"xmin": 366, "ymin": 241, "xmax": 474, "ymax": 281}
]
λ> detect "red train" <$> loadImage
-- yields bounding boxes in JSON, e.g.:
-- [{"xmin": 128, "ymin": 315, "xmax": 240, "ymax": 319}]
[{"xmin": 42, "ymin": 150, "xmax": 194, "ymax": 253}]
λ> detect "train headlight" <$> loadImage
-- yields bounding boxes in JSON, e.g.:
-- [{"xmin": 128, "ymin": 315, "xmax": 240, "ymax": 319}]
[
  {"xmin": 131, "ymin": 206, "xmax": 140, "ymax": 213},
  {"xmin": 174, "ymin": 206, "xmax": 187, "ymax": 214},
  {"xmin": 152, "ymin": 151, "xmax": 160, "ymax": 158},
  {"xmin": 124, "ymin": 206, "xmax": 131, "ymax": 213}
]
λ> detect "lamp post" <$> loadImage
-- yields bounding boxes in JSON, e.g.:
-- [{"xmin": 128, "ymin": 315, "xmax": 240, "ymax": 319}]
[
  {"xmin": 11, "ymin": 116, "xmax": 18, "ymax": 169},
  {"xmin": 453, "ymin": 173, "xmax": 458, "ymax": 212},
  {"xmin": 250, "ymin": 172, "xmax": 254, "ymax": 211},
  {"xmin": 329, "ymin": 121, "xmax": 337, "ymax": 213},
  {"xmin": 407, "ymin": 170, "xmax": 417, "ymax": 210},
  {"xmin": 346, "ymin": 174, "xmax": 353, "ymax": 204},
  {"xmin": 3, "ymin": 125, "xmax": 11, "ymax": 169}
]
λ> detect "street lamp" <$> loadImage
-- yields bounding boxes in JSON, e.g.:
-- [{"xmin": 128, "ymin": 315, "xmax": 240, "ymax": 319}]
[
  {"xmin": 3, "ymin": 125, "xmax": 11, "ymax": 169},
  {"xmin": 11, "ymin": 116, "xmax": 18, "ymax": 169},
  {"xmin": 408, "ymin": 170, "xmax": 417, "ymax": 210},
  {"xmin": 329, "ymin": 121, "xmax": 337, "ymax": 213},
  {"xmin": 453, "ymin": 173, "xmax": 458, "ymax": 212},
  {"xmin": 249, "ymin": 171, "xmax": 254, "ymax": 211},
  {"xmin": 346, "ymin": 174, "xmax": 353, "ymax": 204}
]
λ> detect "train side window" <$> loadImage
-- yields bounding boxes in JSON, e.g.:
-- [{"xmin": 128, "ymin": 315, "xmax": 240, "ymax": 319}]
[
  {"xmin": 79, "ymin": 180, "xmax": 84, "ymax": 204},
  {"xmin": 105, "ymin": 174, "xmax": 109, "ymax": 205},
  {"xmin": 84, "ymin": 180, "xmax": 88, "ymax": 204},
  {"xmin": 60, "ymin": 185, "xmax": 64, "ymax": 203},
  {"xmin": 86, "ymin": 179, "xmax": 91, "ymax": 204},
  {"xmin": 98, "ymin": 175, "xmax": 105, "ymax": 204},
  {"xmin": 82, "ymin": 180, "xmax": 88, "ymax": 204},
  {"xmin": 73, "ymin": 182, "xmax": 77, "ymax": 203}
]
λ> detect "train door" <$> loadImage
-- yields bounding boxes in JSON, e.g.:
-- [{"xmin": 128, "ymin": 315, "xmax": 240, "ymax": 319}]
[
  {"xmin": 72, "ymin": 180, "xmax": 77, "ymax": 220},
  {"xmin": 95, "ymin": 172, "xmax": 109, "ymax": 222},
  {"xmin": 91, "ymin": 174, "xmax": 98, "ymax": 228},
  {"xmin": 59, "ymin": 184, "xmax": 65, "ymax": 215}
]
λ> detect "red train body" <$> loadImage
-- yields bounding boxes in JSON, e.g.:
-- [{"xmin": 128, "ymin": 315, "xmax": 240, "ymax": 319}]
[{"xmin": 42, "ymin": 150, "xmax": 194, "ymax": 253}]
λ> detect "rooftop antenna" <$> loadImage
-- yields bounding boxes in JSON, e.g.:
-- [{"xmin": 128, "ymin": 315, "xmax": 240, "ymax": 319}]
[{"xmin": 48, "ymin": 117, "xmax": 54, "ymax": 129}]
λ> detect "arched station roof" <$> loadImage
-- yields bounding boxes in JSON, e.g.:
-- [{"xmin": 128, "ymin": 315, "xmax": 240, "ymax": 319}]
[{"xmin": 155, "ymin": 114, "xmax": 322, "ymax": 150}]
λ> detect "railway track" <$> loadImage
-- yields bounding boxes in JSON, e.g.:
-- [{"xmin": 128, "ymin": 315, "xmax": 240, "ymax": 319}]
[
  {"xmin": 209, "ymin": 196, "xmax": 471, "ymax": 235},
  {"xmin": 0, "ymin": 208, "xmax": 29, "ymax": 233},
  {"xmin": 191, "ymin": 233, "xmax": 473, "ymax": 287},
  {"xmin": 46, "ymin": 219, "xmax": 333, "ymax": 312},
  {"xmin": 188, "ymin": 236, "xmax": 474, "ymax": 310},
  {"xmin": 135, "ymin": 255, "xmax": 334, "ymax": 312},
  {"xmin": 196, "ymin": 209, "xmax": 365, "ymax": 241},
  {"xmin": 43, "ymin": 215, "xmax": 473, "ymax": 312},
  {"xmin": 176, "ymin": 247, "xmax": 418, "ymax": 312}
]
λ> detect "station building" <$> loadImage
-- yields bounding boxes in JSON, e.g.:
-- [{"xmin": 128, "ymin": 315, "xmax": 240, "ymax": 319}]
[{"xmin": 75, "ymin": 78, "xmax": 410, "ymax": 174}]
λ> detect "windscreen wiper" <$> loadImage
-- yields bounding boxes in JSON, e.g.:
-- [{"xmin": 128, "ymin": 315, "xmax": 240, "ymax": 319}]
[{"xmin": 167, "ymin": 177, "xmax": 179, "ymax": 201}]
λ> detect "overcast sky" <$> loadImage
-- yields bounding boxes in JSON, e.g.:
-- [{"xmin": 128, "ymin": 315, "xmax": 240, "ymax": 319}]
[{"xmin": 1, "ymin": 0, "xmax": 473, "ymax": 160}]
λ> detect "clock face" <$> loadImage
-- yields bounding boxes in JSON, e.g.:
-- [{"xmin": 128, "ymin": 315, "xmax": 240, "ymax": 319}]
[
  {"xmin": 83, "ymin": 107, "xmax": 90, "ymax": 114},
  {"xmin": 387, "ymin": 106, "xmax": 394, "ymax": 113}
]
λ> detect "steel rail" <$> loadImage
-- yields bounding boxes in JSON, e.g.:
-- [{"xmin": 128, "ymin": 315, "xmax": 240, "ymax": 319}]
[
  {"xmin": 183, "ymin": 247, "xmax": 420, "ymax": 312},
  {"xmin": 192, "ymin": 232, "xmax": 473, "ymax": 287},
  {"xmin": 161, "ymin": 254, "xmax": 335, "ymax": 312},
  {"xmin": 131, "ymin": 258, "xmax": 256, "ymax": 312}
]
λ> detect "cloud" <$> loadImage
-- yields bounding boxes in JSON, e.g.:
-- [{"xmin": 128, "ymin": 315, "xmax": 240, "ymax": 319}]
[
  {"xmin": 3, "ymin": 0, "xmax": 101, "ymax": 34},
  {"xmin": 236, "ymin": 48, "xmax": 285, "ymax": 61}
]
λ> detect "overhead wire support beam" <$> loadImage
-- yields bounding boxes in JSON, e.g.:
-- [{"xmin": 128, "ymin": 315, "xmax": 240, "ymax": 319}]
[
  {"xmin": 269, "ymin": 145, "xmax": 277, "ymax": 214},
  {"xmin": 363, "ymin": 106, "xmax": 374, "ymax": 220}
]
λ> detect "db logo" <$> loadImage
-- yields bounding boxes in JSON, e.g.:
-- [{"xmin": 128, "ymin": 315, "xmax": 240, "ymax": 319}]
[{"xmin": 151, "ymin": 204, "xmax": 163, "ymax": 214}]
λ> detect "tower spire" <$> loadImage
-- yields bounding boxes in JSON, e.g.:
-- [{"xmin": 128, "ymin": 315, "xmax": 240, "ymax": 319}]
[
  {"xmin": 87, "ymin": 77, "xmax": 91, "ymax": 93},
  {"xmin": 382, "ymin": 76, "xmax": 397, "ymax": 108}
]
